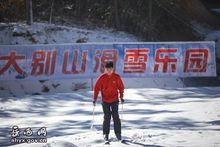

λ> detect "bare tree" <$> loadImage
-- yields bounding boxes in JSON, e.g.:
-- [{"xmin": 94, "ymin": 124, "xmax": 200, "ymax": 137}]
[
  {"xmin": 148, "ymin": 0, "xmax": 153, "ymax": 41},
  {"xmin": 26, "ymin": 0, "xmax": 33, "ymax": 25},
  {"xmin": 113, "ymin": 0, "xmax": 120, "ymax": 29},
  {"xmin": 49, "ymin": 0, "xmax": 54, "ymax": 24}
]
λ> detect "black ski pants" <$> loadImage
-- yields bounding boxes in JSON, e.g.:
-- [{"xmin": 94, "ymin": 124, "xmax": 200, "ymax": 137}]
[{"xmin": 102, "ymin": 101, "xmax": 121, "ymax": 135}]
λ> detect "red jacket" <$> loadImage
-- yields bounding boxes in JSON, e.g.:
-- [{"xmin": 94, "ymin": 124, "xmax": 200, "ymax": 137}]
[{"xmin": 94, "ymin": 73, "xmax": 124, "ymax": 103}]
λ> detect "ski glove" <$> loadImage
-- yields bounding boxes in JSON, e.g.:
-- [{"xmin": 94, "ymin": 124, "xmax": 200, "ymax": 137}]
[
  {"xmin": 93, "ymin": 101, "xmax": 96, "ymax": 106},
  {"xmin": 121, "ymin": 98, "xmax": 125, "ymax": 104}
]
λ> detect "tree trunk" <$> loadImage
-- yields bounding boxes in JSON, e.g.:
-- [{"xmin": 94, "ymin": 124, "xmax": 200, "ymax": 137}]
[
  {"xmin": 26, "ymin": 0, "xmax": 33, "ymax": 25},
  {"xmin": 49, "ymin": 0, "xmax": 54, "ymax": 24},
  {"xmin": 148, "ymin": 0, "xmax": 153, "ymax": 41},
  {"xmin": 113, "ymin": 0, "xmax": 120, "ymax": 29}
]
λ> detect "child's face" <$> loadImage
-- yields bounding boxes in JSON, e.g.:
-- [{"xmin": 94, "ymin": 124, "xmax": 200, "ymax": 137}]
[{"xmin": 105, "ymin": 67, "xmax": 113, "ymax": 75}]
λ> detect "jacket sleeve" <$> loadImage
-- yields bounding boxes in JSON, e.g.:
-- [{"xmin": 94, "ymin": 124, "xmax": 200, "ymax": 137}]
[
  {"xmin": 93, "ymin": 76, "xmax": 102, "ymax": 102},
  {"xmin": 117, "ymin": 76, "xmax": 124, "ymax": 99}
]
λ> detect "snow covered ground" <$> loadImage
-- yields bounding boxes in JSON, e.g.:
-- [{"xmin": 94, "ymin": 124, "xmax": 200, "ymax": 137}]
[
  {"xmin": 1, "ymin": 87, "xmax": 220, "ymax": 147},
  {"xmin": 0, "ymin": 22, "xmax": 220, "ymax": 147},
  {"xmin": 0, "ymin": 22, "xmax": 139, "ymax": 44}
]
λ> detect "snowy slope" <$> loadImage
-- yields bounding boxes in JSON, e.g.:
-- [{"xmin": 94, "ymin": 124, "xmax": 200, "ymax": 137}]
[
  {"xmin": 0, "ymin": 23, "xmax": 183, "ymax": 97},
  {"xmin": 0, "ymin": 87, "xmax": 220, "ymax": 147},
  {"xmin": 0, "ymin": 22, "xmax": 138, "ymax": 44}
]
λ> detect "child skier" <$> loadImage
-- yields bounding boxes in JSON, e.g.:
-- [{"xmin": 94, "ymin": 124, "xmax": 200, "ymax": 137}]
[{"xmin": 93, "ymin": 61, "xmax": 125, "ymax": 143}]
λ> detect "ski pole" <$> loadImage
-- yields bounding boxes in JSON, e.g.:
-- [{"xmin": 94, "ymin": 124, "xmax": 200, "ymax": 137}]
[
  {"xmin": 121, "ymin": 102, "xmax": 123, "ymax": 121},
  {"xmin": 90, "ymin": 105, "xmax": 96, "ymax": 130},
  {"xmin": 121, "ymin": 102, "xmax": 124, "ymax": 141}
]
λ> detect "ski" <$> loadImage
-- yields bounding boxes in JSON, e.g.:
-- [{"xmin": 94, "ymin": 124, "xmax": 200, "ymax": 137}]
[
  {"xmin": 120, "ymin": 139, "xmax": 132, "ymax": 145},
  {"xmin": 104, "ymin": 140, "xmax": 110, "ymax": 145}
]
